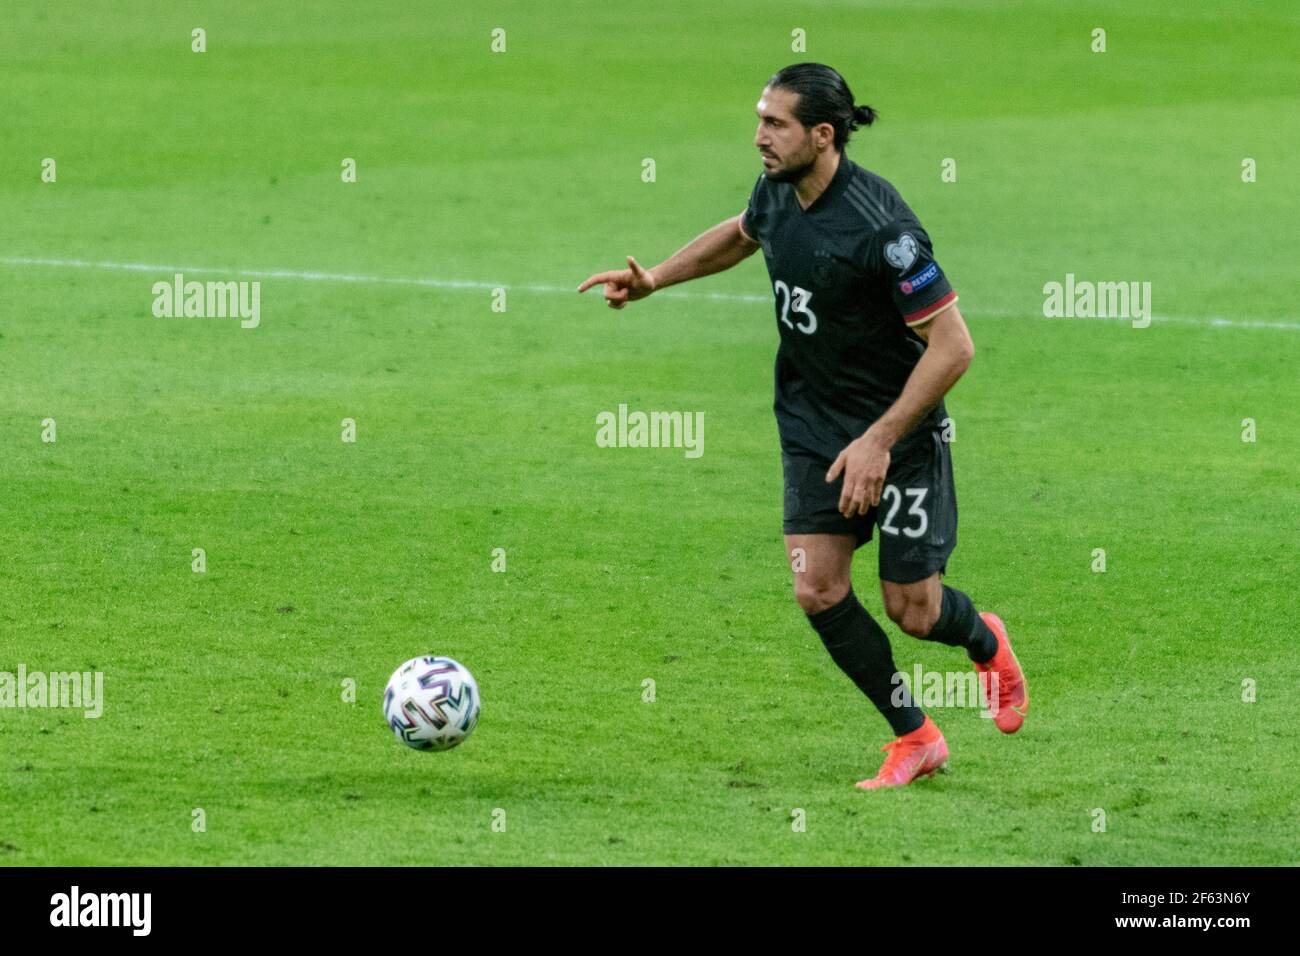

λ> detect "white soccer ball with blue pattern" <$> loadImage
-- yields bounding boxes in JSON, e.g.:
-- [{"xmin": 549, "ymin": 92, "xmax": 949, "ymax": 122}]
[{"xmin": 383, "ymin": 656, "xmax": 480, "ymax": 751}]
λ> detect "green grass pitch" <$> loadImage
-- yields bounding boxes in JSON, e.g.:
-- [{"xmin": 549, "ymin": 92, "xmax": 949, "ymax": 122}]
[{"xmin": 1, "ymin": 1, "xmax": 1296, "ymax": 865}]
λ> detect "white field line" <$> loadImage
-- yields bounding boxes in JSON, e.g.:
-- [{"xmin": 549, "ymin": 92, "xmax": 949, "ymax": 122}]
[{"xmin": 2, "ymin": 254, "xmax": 1297, "ymax": 331}]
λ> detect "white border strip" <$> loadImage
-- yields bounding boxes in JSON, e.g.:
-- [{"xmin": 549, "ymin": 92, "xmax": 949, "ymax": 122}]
[{"xmin": 1, "ymin": 255, "xmax": 1296, "ymax": 330}]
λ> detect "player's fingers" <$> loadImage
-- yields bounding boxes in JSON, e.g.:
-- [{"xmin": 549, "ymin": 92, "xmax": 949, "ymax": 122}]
[
  {"xmin": 825, "ymin": 450, "xmax": 847, "ymax": 483},
  {"xmin": 577, "ymin": 270, "xmax": 620, "ymax": 293},
  {"xmin": 854, "ymin": 476, "xmax": 874, "ymax": 515},
  {"xmin": 626, "ymin": 255, "xmax": 647, "ymax": 279},
  {"xmin": 867, "ymin": 475, "xmax": 884, "ymax": 508},
  {"xmin": 839, "ymin": 479, "xmax": 863, "ymax": 517}
]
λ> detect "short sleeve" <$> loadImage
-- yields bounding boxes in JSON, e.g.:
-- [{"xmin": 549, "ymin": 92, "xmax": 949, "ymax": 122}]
[
  {"xmin": 866, "ymin": 220, "xmax": 958, "ymax": 328},
  {"xmin": 739, "ymin": 175, "xmax": 766, "ymax": 244}
]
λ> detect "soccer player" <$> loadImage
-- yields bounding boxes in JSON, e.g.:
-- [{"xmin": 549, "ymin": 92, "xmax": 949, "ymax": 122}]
[{"xmin": 578, "ymin": 63, "xmax": 1027, "ymax": 789}]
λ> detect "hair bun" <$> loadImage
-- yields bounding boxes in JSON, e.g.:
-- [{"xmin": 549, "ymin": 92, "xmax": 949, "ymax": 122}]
[{"xmin": 852, "ymin": 104, "xmax": 878, "ymax": 127}]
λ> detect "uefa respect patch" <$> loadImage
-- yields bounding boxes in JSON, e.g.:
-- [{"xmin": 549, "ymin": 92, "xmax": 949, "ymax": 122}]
[{"xmin": 899, "ymin": 261, "xmax": 939, "ymax": 295}]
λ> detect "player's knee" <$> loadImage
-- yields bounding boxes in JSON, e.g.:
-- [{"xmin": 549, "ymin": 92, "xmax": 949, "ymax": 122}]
[
  {"xmin": 794, "ymin": 576, "xmax": 850, "ymax": 615},
  {"xmin": 900, "ymin": 601, "xmax": 941, "ymax": 638},
  {"xmin": 882, "ymin": 591, "xmax": 908, "ymax": 627},
  {"xmin": 878, "ymin": 587, "xmax": 941, "ymax": 639}
]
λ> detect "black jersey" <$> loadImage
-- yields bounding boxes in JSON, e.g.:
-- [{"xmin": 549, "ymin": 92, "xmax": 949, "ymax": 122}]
[{"xmin": 740, "ymin": 154, "xmax": 958, "ymax": 462}]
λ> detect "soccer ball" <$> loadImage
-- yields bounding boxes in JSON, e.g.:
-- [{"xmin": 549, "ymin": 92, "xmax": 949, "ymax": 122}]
[{"xmin": 383, "ymin": 656, "xmax": 480, "ymax": 751}]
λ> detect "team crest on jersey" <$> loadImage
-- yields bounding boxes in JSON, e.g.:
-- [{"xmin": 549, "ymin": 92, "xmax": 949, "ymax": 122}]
[
  {"xmin": 811, "ymin": 249, "xmax": 834, "ymax": 287},
  {"xmin": 884, "ymin": 232, "xmax": 919, "ymax": 272}
]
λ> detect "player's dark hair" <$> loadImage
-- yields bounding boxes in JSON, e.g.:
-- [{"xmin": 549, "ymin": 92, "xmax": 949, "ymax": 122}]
[{"xmin": 766, "ymin": 63, "xmax": 876, "ymax": 150}]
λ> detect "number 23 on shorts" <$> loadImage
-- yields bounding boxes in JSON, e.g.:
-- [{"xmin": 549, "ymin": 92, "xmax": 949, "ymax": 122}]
[{"xmin": 878, "ymin": 485, "xmax": 928, "ymax": 538}]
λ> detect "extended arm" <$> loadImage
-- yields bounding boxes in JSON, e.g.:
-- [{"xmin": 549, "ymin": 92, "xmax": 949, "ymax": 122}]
[
  {"xmin": 577, "ymin": 214, "xmax": 759, "ymax": 309},
  {"xmin": 650, "ymin": 214, "xmax": 760, "ymax": 289}
]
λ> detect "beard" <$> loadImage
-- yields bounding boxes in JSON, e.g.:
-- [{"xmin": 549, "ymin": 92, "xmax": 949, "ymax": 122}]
[{"xmin": 762, "ymin": 153, "xmax": 815, "ymax": 184}]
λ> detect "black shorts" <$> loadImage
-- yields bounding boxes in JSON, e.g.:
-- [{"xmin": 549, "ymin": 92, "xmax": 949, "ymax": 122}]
[{"xmin": 781, "ymin": 431, "xmax": 958, "ymax": 584}]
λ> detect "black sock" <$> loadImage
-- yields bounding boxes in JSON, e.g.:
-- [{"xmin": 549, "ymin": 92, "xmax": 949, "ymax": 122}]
[
  {"xmin": 924, "ymin": 586, "xmax": 998, "ymax": 663},
  {"xmin": 807, "ymin": 589, "xmax": 924, "ymax": 737}
]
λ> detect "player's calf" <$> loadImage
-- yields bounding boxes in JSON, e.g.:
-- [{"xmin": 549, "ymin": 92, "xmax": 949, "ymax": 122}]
[
  {"xmin": 787, "ymin": 534, "xmax": 923, "ymax": 736},
  {"xmin": 805, "ymin": 588, "xmax": 924, "ymax": 739},
  {"xmin": 930, "ymin": 586, "xmax": 999, "ymax": 662}
]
